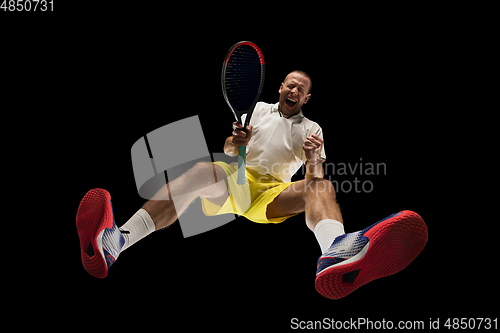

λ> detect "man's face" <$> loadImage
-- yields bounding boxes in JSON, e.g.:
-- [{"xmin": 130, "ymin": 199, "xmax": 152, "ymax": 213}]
[{"xmin": 278, "ymin": 72, "xmax": 311, "ymax": 116}]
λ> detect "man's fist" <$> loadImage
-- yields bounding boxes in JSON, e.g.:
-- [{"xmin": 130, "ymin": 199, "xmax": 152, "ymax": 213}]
[
  {"xmin": 302, "ymin": 134, "xmax": 324, "ymax": 165},
  {"xmin": 232, "ymin": 122, "xmax": 253, "ymax": 146}
]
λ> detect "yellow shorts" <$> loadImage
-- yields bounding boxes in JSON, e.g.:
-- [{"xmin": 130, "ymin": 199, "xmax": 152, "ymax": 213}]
[{"xmin": 200, "ymin": 161, "xmax": 300, "ymax": 223}]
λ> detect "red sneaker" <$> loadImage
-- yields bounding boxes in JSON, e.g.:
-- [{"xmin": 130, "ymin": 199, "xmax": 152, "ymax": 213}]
[
  {"xmin": 76, "ymin": 188, "xmax": 125, "ymax": 278},
  {"xmin": 315, "ymin": 210, "xmax": 428, "ymax": 299}
]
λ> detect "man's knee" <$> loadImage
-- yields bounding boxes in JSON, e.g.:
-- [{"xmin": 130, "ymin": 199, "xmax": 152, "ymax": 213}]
[
  {"xmin": 191, "ymin": 161, "xmax": 212, "ymax": 174},
  {"xmin": 190, "ymin": 162, "xmax": 216, "ymax": 184},
  {"xmin": 189, "ymin": 162, "xmax": 227, "ymax": 198}
]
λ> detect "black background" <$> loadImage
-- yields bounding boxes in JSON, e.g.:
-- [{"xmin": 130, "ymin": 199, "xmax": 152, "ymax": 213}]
[{"xmin": 3, "ymin": 5, "xmax": 496, "ymax": 331}]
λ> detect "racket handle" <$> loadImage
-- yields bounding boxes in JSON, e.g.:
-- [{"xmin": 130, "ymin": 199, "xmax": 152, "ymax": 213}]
[{"xmin": 237, "ymin": 145, "xmax": 246, "ymax": 185}]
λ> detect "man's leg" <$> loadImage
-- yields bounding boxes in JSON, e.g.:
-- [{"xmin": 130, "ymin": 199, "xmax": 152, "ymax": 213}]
[
  {"xmin": 266, "ymin": 177, "xmax": 342, "ymax": 229},
  {"xmin": 143, "ymin": 162, "xmax": 229, "ymax": 230},
  {"xmin": 120, "ymin": 162, "xmax": 229, "ymax": 250},
  {"xmin": 266, "ymin": 177, "xmax": 344, "ymax": 253}
]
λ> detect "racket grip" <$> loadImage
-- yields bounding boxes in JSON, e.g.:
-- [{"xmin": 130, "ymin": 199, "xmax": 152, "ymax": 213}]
[{"xmin": 237, "ymin": 145, "xmax": 246, "ymax": 185}]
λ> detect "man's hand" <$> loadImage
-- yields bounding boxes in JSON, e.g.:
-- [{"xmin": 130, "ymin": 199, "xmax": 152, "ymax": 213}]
[
  {"xmin": 231, "ymin": 122, "xmax": 253, "ymax": 146},
  {"xmin": 303, "ymin": 134, "xmax": 324, "ymax": 165},
  {"xmin": 224, "ymin": 122, "xmax": 253, "ymax": 157}
]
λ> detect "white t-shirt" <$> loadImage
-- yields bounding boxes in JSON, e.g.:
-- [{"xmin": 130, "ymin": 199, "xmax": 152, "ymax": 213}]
[{"xmin": 241, "ymin": 102, "xmax": 326, "ymax": 183}]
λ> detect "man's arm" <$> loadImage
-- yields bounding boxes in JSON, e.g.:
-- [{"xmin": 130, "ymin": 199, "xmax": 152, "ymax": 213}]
[
  {"xmin": 305, "ymin": 159, "xmax": 325, "ymax": 179},
  {"xmin": 224, "ymin": 122, "xmax": 253, "ymax": 157},
  {"xmin": 303, "ymin": 134, "xmax": 325, "ymax": 179}
]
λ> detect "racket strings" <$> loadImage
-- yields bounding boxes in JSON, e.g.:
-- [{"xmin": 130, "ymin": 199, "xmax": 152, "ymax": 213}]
[{"xmin": 225, "ymin": 45, "xmax": 263, "ymax": 111}]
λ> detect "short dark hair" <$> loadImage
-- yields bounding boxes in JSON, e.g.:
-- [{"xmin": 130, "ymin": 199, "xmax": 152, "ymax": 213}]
[{"xmin": 284, "ymin": 70, "xmax": 312, "ymax": 93}]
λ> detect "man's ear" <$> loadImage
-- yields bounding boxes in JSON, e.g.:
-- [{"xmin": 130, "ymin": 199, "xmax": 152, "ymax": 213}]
[
  {"xmin": 278, "ymin": 82, "xmax": 283, "ymax": 94},
  {"xmin": 304, "ymin": 93, "xmax": 311, "ymax": 104}
]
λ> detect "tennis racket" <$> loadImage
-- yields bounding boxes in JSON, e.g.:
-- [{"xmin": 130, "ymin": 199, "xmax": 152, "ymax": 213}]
[{"xmin": 221, "ymin": 41, "xmax": 265, "ymax": 185}]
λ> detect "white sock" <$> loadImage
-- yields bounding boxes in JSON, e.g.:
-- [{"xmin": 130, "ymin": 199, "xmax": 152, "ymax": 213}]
[
  {"xmin": 119, "ymin": 209, "xmax": 156, "ymax": 252},
  {"xmin": 314, "ymin": 219, "xmax": 345, "ymax": 254}
]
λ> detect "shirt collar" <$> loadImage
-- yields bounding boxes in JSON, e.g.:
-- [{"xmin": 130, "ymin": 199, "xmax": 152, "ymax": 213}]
[{"xmin": 271, "ymin": 102, "xmax": 305, "ymax": 123}]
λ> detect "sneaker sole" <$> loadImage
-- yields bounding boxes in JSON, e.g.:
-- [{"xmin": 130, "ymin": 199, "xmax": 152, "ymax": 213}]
[
  {"xmin": 76, "ymin": 188, "xmax": 114, "ymax": 278},
  {"xmin": 315, "ymin": 210, "xmax": 428, "ymax": 299}
]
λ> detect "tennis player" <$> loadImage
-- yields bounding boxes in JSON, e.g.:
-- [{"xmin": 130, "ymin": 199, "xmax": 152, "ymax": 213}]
[{"xmin": 76, "ymin": 71, "xmax": 427, "ymax": 299}]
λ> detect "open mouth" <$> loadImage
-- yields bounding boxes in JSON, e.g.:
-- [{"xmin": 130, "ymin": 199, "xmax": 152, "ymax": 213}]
[{"xmin": 285, "ymin": 98, "xmax": 297, "ymax": 108}]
